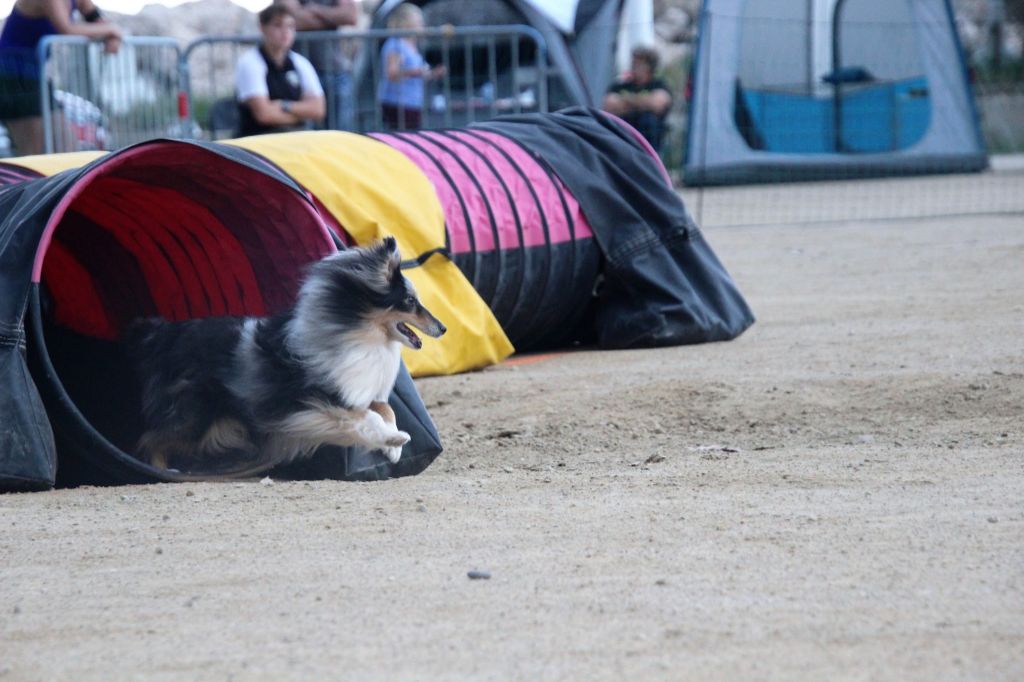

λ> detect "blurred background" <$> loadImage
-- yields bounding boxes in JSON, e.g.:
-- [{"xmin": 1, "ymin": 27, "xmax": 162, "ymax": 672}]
[{"xmin": 2, "ymin": 0, "xmax": 1022, "ymax": 226}]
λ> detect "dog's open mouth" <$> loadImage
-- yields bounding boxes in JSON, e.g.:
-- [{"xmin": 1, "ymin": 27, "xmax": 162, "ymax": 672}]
[{"xmin": 396, "ymin": 322, "xmax": 422, "ymax": 349}]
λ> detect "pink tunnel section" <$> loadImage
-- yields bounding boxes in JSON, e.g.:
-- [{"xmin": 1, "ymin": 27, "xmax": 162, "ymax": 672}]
[
  {"xmin": 0, "ymin": 162, "xmax": 42, "ymax": 187},
  {"xmin": 30, "ymin": 142, "xmax": 336, "ymax": 340},
  {"xmin": 369, "ymin": 130, "xmax": 593, "ymax": 256}
]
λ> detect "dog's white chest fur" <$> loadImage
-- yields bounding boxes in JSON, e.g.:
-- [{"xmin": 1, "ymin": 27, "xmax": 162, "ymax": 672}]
[
  {"xmin": 324, "ymin": 340, "xmax": 402, "ymax": 407},
  {"xmin": 283, "ymin": 312, "xmax": 404, "ymax": 408}
]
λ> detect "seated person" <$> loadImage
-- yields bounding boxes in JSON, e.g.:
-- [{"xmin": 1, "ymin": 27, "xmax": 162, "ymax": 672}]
[
  {"xmin": 602, "ymin": 46, "xmax": 672, "ymax": 151},
  {"xmin": 235, "ymin": 4, "xmax": 325, "ymax": 137}
]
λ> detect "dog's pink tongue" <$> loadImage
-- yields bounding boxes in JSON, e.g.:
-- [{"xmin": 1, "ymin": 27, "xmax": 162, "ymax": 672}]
[{"xmin": 399, "ymin": 322, "xmax": 422, "ymax": 349}]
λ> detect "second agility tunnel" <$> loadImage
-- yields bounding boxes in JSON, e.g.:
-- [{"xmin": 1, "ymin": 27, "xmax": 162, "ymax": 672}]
[{"xmin": 233, "ymin": 108, "xmax": 755, "ymax": 352}]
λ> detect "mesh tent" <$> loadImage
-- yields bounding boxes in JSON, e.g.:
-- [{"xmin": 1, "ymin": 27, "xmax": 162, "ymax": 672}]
[{"xmin": 685, "ymin": 0, "xmax": 987, "ymax": 185}]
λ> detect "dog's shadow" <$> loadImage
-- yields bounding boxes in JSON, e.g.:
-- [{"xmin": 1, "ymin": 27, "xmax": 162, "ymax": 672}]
[
  {"xmin": 41, "ymin": 322, "xmax": 260, "ymax": 477},
  {"xmin": 42, "ymin": 321, "xmax": 146, "ymax": 458}
]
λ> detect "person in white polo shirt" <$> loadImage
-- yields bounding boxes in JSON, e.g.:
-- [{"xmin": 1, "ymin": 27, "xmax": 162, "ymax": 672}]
[{"xmin": 235, "ymin": 4, "xmax": 325, "ymax": 137}]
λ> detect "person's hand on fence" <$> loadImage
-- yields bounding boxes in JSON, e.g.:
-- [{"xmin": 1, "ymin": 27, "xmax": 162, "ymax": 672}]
[
  {"xmin": 102, "ymin": 26, "xmax": 123, "ymax": 54},
  {"xmin": 428, "ymin": 64, "xmax": 446, "ymax": 80}
]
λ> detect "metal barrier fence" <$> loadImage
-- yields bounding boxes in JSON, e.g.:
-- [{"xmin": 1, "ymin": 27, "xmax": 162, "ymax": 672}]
[
  {"xmin": 182, "ymin": 25, "xmax": 550, "ymax": 139},
  {"xmin": 974, "ymin": 80, "xmax": 1024, "ymax": 155},
  {"xmin": 0, "ymin": 25, "xmax": 550, "ymax": 156},
  {"xmin": 36, "ymin": 35, "xmax": 183, "ymax": 154}
]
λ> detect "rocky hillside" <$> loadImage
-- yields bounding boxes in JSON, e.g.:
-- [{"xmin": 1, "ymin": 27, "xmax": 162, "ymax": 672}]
[{"xmin": 111, "ymin": 0, "xmax": 259, "ymax": 41}]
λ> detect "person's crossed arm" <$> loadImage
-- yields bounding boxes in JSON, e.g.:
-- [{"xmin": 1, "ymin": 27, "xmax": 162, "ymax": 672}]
[
  {"xmin": 236, "ymin": 51, "xmax": 326, "ymax": 128},
  {"xmin": 244, "ymin": 93, "xmax": 325, "ymax": 127},
  {"xmin": 603, "ymin": 83, "xmax": 671, "ymax": 118},
  {"xmin": 274, "ymin": 0, "xmax": 357, "ymax": 31}
]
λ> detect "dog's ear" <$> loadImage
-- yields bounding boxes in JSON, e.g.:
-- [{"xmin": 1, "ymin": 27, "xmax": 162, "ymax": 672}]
[{"xmin": 380, "ymin": 236, "xmax": 401, "ymax": 280}]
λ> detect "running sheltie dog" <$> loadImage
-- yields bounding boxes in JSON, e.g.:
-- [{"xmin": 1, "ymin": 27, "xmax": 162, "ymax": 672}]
[{"xmin": 124, "ymin": 237, "xmax": 445, "ymax": 476}]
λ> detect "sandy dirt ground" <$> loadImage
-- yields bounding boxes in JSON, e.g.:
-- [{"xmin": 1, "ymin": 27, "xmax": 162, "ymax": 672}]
[{"xmin": 2, "ymin": 176, "xmax": 1022, "ymax": 680}]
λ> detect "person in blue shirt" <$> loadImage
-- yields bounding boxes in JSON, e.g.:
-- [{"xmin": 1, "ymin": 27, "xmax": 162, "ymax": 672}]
[
  {"xmin": 376, "ymin": 3, "xmax": 445, "ymax": 131},
  {"xmin": 0, "ymin": 0, "xmax": 122, "ymax": 155}
]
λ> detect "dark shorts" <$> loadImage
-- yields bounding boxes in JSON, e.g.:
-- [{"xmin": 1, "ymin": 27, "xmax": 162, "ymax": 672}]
[
  {"xmin": 0, "ymin": 49, "xmax": 43, "ymax": 120},
  {"xmin": 0, "ymin": 75, "xmax": 43, "ymax": 119},
  {"xmin": 381, "ymin": 103, "xmax": 422, "ymax": 131}
]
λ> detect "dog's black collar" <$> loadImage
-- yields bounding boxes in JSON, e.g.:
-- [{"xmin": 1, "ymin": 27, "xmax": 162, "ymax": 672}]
[{"xmin": 400, "ymin": 247, "xmax": 451, "ymax": 270}]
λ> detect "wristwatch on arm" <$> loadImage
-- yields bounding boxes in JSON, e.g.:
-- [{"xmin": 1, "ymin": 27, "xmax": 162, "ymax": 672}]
[{"xmin": 281, "ymin": 100, "xmax": 293, "ymax": 114}]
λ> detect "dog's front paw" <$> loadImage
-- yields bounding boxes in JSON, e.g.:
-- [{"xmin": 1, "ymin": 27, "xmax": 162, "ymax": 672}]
[
  {"xmin": 385, "ymin": 430, "xmax": 411, "ymax": 448},
  {"xmin": 384, "ymin": 444, "xmax": 404, "ymax": 464},
  {"xmin": 379, "ymin": 430, "xmax": 408, "ymax": 464}
]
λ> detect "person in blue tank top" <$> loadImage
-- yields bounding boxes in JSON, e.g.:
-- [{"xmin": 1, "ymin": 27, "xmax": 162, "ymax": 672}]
[
  {"xmin": 376, "ymin": 3, "xmax": 445, "ymax": 131},
  {"xmin": 0, "ymin": 0, "xmax": 123, "ymax": 155}
]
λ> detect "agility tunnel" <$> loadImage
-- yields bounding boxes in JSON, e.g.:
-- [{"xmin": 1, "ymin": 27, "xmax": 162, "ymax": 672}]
[
  {"xmin": 0, "ymin": 142, "xmax": 452, "ymax": 490},
  {"xmin": 408, "ymin": 108, "xmax": 754, "ymax": 349},
  {"xmin": 0, "ymin": 108, "xmax": 753, "ymax": 491}
]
